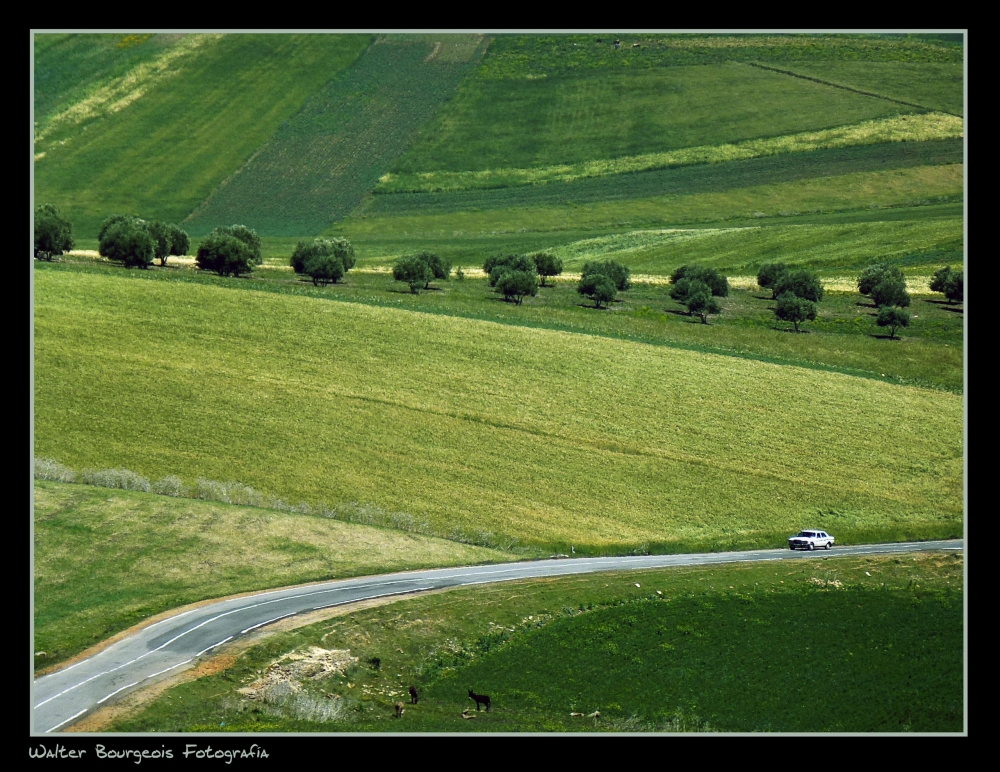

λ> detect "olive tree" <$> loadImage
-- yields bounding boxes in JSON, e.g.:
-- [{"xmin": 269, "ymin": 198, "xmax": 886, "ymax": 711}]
[
  {"xmin": 290, "ymin": 238, "xmax": 355, "ymax": 277},
  {"xmin": 495, "ymin": 269, "xmax": 539, "ymax": 304},
  {"xmin": 148, "ymin": 221, "xmax": 190, "ymax": 266},
  {"xmin": 944, "ymin": 270, "xmax": 963, "ymax": 304},
  {"xmin": 392, "ymin": 254, "xmax": 433, "ymax": 293},
  {"xmin": 532, "ymin": 252, "xmax": 564, "ymax": 287},
  {"xmin": 583, "ymin": 259, "xmax": 631, "ymax": 292},
  {"xmin": 34, "ymin": 204, "xmax": 74, "ymax": 260},
  {"xmin": 304, "ymin": 253, "xmax": 345, "ymax": 286},
  {"xmin": 858, "ymin": 263, "xmax": 904, "ymax": 302},
  {"xmin": 410, "ymin": 251, "xmax": 451, "ymax": 289},
  {"xmin": 684, "ymin": 280, "xmax": 722, "ymax": 324},
  {"xmin": 773, "ymin": 268, "xmax": 823, "ymax": 303},
  {"xmin": 870, "ymin": 277, "xmax": 911, "ymax": 309},
  {"xmin": 929, "ymin": 266, "xmax": 953, "ymax": 295},
  {"xmin": 669, "ymin": 264, "xmax": 728, "ymax": 297},
  {"xmin": 876, "ymin": 306, "xmax": 910, "ymax": 340},
  {"xmin": 98, "ymin": 214, "xmax": 153, "ymax": 269},
  {"xmin": 485, "ymin": 254, "xmax": 535, "ymax": 287},
  {"xmin": 577, "ymin": 272, "xmax": 617, "ymax": 309},
  {"xmin": 756, "ymin": 262, "xmax": 789, "ymax": 299},
  {"xmin": 774, "ymin": 292, "xmax": 817, "ymax": 332},
  {"xmin": 196, "ymin": 230, "xmax": 254, "ymax": 277}
]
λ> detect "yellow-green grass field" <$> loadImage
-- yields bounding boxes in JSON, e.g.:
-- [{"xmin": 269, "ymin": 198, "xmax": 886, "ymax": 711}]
[
  {"xmin": 340, "ymin": 165, "xmax": 962, "ymax": 240},
  {"xmin": 34, "ymin": 270, "xmax": 963, "ymax": 553},
  {"xmin": 33, "ymin": 481, "xmax": 508, "ymax": 672}
]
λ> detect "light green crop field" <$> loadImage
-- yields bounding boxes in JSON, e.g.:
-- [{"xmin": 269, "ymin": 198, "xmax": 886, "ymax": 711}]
[
  {"xmin": 775, "ymin": 61, "xmax": 964, "ymax": 116},
  {"xmin": 33, "ymin": 34, "xmax": 372, "ymax": 237},
  {"xmin": 111, "ymin": 551, "xmax": 963, "ymax": 733},
  {"xmin": 34, "ymin": 269, "xmax": 963, "ymax": 554},
  {"xmin": 32, "ymin": 481, "xmax": 508, "ymax": 672}
]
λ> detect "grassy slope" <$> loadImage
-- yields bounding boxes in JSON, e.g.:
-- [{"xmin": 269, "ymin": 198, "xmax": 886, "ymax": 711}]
[
  {"xmin": 112, "ymin": 551, "xmax": 963, "ymax": 732},
  {"xmin": 33, "ymin": 481, "xmax": 508, "ymax": 672},
  {"xmin": 392, "ymin": 62, "xmax": 921, "ymax": 174},
  {"xmin": 34, "ymin": 269, "xmax": 963, "ymax": 553},
  {"xmin": 183, "ymin": 35, "xmax": 487, "ymax": 236},
  {"xmin": 776, "ymin": 61, "xmax": 964, "ymax": 115},
  {"xmin": 34, "ymin": 34, "xmax": 371, "ymax": 237}
]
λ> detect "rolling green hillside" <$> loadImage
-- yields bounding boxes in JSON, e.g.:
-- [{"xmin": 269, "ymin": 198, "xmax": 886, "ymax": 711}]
[
  {"xmin": 34, "ymin": 269, "xmax": 963, "ymax": 554},
  {"xmin": 34, "ymin": 34, "xmax": 372, "ymax": 237}
]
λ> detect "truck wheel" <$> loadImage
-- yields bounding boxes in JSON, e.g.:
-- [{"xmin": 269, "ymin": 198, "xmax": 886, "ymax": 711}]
[
  {"xmin": 825, "ymin": 542, "xmax": 832, "ymax": 550},
  {"xmin": 808, "ymin": 543, "xmax": 814, "ymax": 551}
]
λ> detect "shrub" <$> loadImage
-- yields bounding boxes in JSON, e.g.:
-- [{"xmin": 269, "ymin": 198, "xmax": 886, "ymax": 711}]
[
  {"xmin": 34, "ymin": 457, "xmax": 76, "ymax": 482},
  {"xmin": 773, "ymin": 268, "xmax": 824, "ymax": 303},
  {"xmin": 669, "ymin": 264, "xmax": 727, "ymax": 297},
  {"xmin": 393, "ymin": 254, "xmax": 434, "ymax": 293},
  {"xmin": 194, "ymin": 479, "xmax": 264, "ymax": 507},
  {"xmin": 98, "ymin": 215, "xmax": 153, "ymax": 269},
  {"xmin": 876, "ymin": 306, "xmax": 910, "ymax": 339},
  {"xmin": 151, "ymin": 475, "xmax": 188, "ymax": 497},
  {"xmin": 495, "ymin": 269, "xmax": 539, "ymax": 304},
  {"xmin": 532, "ymin": 252, "xmax": 564, "ymax": 287},
  {"xmin": 756, "ymin": 262, "xmax": 788, "ymax": 299},
  {"xmin": 34, "ymin": 204, "xmax": 74, "ymax": 260},
  {"xmin": 775, "ymin": 292, "xmax": 818, "ymax": 332},
  {"xmin": 80, "ymin": 468, "xmax": 151, "ymax": 492}
]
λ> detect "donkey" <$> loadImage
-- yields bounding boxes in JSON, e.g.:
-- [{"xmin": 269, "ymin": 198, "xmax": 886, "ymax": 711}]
[
  {"xmin": 468, "ymin": 688, "xmax": 491, "ymax": 712},
  {"xmin": 409, "ymin": 685, "xmax": 419, "ymax": 705},
  {"xmin": 394, "ymin": 701, "xmax": 405, "ymax": 718}
]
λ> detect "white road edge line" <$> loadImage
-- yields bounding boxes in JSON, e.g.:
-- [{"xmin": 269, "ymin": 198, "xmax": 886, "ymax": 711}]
[
  {"xmin": 196, "ymin": 636, "xmax": 233, "ymax": 658},
  {"xmin": 241, "ymin": 612, "xmax": 298, "ymax": 634},
  {"xmin": 143, "ymin": 659, "xmax": 193, "ymax": 681},
  {"xmin": 46, "ymin": 708, "xmax": 88, "ymax": 733},
  {"xmin": 97, "ymin": 681, "xmax": 140, "ymax": 705},
  {"xmin": 312, "ymin": 587, "xmax": 434, "ymax": 611}
]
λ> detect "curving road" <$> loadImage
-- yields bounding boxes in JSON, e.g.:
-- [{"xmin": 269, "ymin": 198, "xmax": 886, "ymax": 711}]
[{"xmin": 32, "ymin": 539, "xmax": 962, "ymax": 733}]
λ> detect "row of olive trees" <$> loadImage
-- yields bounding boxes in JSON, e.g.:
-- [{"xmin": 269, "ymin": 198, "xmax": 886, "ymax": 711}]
[{"xmin": 97, "ymin": 214, "xmax": 193, "ymax": 269}]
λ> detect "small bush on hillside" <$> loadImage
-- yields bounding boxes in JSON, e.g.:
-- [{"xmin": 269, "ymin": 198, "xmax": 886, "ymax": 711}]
[
  {"xmin": 34, "ymin": 457, "xmax": 76, "ymax": 482},
  {"xmin": 80, "ymin": 468, "xmax": 151, "ymax": 492},
  {"xmin": 34, "ymin": 204, "xmax": 74, "ymax": 261},
  {"xmin": 195, "ymin": 479, "xmax": 264, "ymax": 507},
  {"xmin": 152, "ymin": 475, "xmax": 188, "ymax": 497}
]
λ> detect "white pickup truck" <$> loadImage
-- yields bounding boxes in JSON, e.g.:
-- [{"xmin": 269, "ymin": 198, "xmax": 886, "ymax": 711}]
[{"xmin": 788, "ymin": 530, "xmax": 834, "ymax": 550}]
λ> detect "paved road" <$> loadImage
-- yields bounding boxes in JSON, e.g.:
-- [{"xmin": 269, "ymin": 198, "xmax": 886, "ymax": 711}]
[{"xmin": 32, "ymin": 539, "xmax": 962, "ymax": 733}]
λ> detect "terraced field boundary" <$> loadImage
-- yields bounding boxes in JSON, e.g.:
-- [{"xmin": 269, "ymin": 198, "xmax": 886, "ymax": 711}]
[
  {"xmin": 183, "ymin": 35, "xmax": 489, "ymax": 236},
  {"xmin": 744, "ymin": 62, "xmax": 962, "ymax": 117}
]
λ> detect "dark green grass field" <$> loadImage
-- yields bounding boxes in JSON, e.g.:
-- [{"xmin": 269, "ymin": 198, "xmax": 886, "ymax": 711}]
[
  {"xmin": 110, "ymin": 551, "xmax": 963, "ymax": 733},
  {"xmin": 182, "ymin": 35, "xmax": 487, "ymax": 236}
]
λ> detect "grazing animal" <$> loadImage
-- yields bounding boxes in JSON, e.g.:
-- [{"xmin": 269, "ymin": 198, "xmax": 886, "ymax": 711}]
[
  {"xmin": 570, "ymin": 712, "xmax": 584, "ymax": 717},
  {"xmin": 588, "ymin": 710, "xmax": 601, "ymax": 718},
  {"xmin": 632, "ymin": 42, "xmax": 640, "ymax": 48},
  {"xmin": 409, "ymin": 685, "xmax": 419, "ymax": 704},
  {"xmin": 613, "ymin": 39, "xmax": 621, "ymax": 49},
  {"xmin": 468, "ymin": 688, "xmax": 491, "ymax": 712},
  {"xmin": 461, "ymin": 709, "xmax": 477, "ymax": 720},
  {"xmin": 394, "ymin": 701, "xmax": 405, "ymax": 718}
]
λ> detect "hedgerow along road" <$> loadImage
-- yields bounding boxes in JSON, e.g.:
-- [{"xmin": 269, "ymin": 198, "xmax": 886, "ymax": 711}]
[{"xmin": 33, "ymin": 539, "xmax": 963, "ymax": 733}]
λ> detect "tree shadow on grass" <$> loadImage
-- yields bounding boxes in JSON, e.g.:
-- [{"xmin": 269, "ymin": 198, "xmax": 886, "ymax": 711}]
[
  {"xmin": 940, "ymin": 306, "xmax": 964, "ymax": 313},
  {"xmin": 870, "ymin": 334, "xmax": 903, "ymax": 340},
  {"xmin": 773, "ymin": 326, "xmax": 811, "ymax": 334}
]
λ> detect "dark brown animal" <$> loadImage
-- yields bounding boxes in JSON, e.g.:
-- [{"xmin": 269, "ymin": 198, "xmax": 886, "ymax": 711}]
[
  {"xmin": 409, "ymin": 685, "xmax": 419, "ymax": 704},
  {"xmin": 394, "ymin": 701, "xmax": 405, "ymax": 718},
  {"xmin": 468, "ymin": 688, "xmax": 491, "ymax": 712}
]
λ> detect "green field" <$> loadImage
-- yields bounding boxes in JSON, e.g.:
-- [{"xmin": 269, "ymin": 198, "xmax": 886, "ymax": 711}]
[
  {"xmin": 183, "ymin": 35, "xmax": 487, "ymax": 236},
  {"xmin": 33, "ymin": 481, "xmax": 508, "ymax": 672},
  {"xmin": 34, "ymin": 34, "xmax": 372, "ymax": 237},
  {"xmin": 110, "ymin": 551, "xmax": 963, "ymax": 732},
  {"xmin": 34, "ymin": 268, "xmax": 963, "ymax": 554}
]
